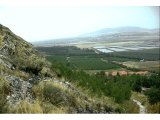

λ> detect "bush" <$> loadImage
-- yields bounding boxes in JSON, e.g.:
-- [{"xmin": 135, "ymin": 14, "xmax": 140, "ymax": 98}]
[
  {"xmin": 132, "ymin": 82, "xmax": 142, "ymax": 92},
  {"xmin": 33, "ymin": 81, "xmax": 77, "ymax": 107},
  {"xmin": 111, "ymin": 83, "xmax": 131, "ymax": 103},
  {"xmin": 0, "ymin": 77, "xmax": 11, "ymax": 113},
  {"xmin": 43, "ymin": 83, "xmax": 68, "ymax": 106},
  {"xmin": 145, "ymin": 87, "xmax": 160, "ymax": 105},
  {"xmin": 51, "ymin": 62, "xmax": 132, "ymax": 103}
]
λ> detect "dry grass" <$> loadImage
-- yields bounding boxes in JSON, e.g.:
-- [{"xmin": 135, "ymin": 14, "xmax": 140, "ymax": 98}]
[
  {"xmin": 131, "ymin": 92, "xmax": 148, "ymax": 104},
  {"xmin": 32, "ymin": 80, "xmax": 83, "ymax": 113},
  {"xmin": 147, "ymin": 103, "xmax": 160, "ymax": 113},
  {"xmin": 131, "ymin": 92, "xmax": 160, "ymax": 113},
  {"xmin": 32, "ymin": 80, "xmax": 120, "ymax": 113},
  {"xmin": 14, "ymin": 70, "xmax": 30, "ymax": 80},
  {"xmin": 0, "ymin": 35, "xmax": 3, "ymax": 46},
  {"xmin": 8, "ymin": 100, "xmax": 43, "ymax": 113},
  {"xmin": 0, "ymin": 77, "xmax": 11, "ymax": 113},
  {"xmin": 41, "ymin": 101, "xmax": 69, "ymax": 113},
  {"xmin": 70, "ymin": 82, "xmax": 122, "ymax": 112},
  {"xmin": 119, "ymin": 101, "xmax": 139, "ymax": 113},
  {"xmin": 122, "ymin": 61, "xmax": 160, "ymax": 71}
]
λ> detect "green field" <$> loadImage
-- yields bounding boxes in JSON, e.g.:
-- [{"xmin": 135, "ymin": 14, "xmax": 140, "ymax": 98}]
[
  {"xmin": 47, "ymin": 55, "xmax": 67, "ymax": 64},
  {"xmin": 43, "ymin": 46, "xmax": 123, "ymax": 70},
  {"xmin": 36, "ymin": 46, "xmax": 95, "ymax": 55},
  {"xmin": 121, "ymin": 61, "xmax": 160, "ymax": 73},
  {"xmin": 111, "ymin": 48, "xmax": 160, "ymax": 61},
  {"xmin": 41, "ymin": 46, "xmax": 159, "ymax": 73},
  {"xmin": 103, "ymin": 56, "xmax": 139, "ymax": 62},
  {"xmin": 47, "ymin": 55, "xmax": 120, "ymax": 70}
]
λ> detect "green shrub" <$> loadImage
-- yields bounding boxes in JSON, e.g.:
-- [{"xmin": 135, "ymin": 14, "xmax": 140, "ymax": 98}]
[
  {"xmin": 0, "ymin": 77, "xmax": 11, "ymax": 113},
  {"xmin": 145, "ymin": 87, "xmax": 160, "ymax": 105},
  {"xmin": 33, "ymin": 81, "xmax": 77, "ymax": 107},
  {"xmin": 43, "ymin": 83, "xmax": 68, "ymax": 106}
]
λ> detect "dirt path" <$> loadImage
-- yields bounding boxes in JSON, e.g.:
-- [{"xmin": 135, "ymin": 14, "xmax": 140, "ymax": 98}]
[{"xmin": 133, "ymin": 99, "xmax": 146, "ymax": 114}]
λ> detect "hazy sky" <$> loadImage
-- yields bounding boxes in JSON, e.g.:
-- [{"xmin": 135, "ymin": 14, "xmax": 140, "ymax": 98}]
[{"xmin": 0, "ymin": 6, "xmax": 159, "ymax": 42}]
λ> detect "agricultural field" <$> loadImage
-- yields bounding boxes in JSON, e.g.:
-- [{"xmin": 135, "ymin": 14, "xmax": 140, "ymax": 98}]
[
  {"xmin": 74, "ymin": 41, "xmax": 143, "ymax": 49},
  {"xmin": 40, "ymin": 46, "xmax": 125, "ymax": 71},
  {"xmin": 39, "ymin": 46, "xmax": 159, "ymax": 74},
  {"xmin": 92, "ymin": 45, "xmax": 159, "ymax": 54},
  {"xmin": 120, "ymin": 61, "xmax": 160, "ymax": 73},
  {"xmin": 46, "ymin": 55, "xmax": 67, "ymax": 64},
  {"xmin": 47, "ymin": 55, "xmax": 121, "ymax": 70},
  {"xmin": 36, "ymin": 46, "xmax": 95, "ymax": 55},
  {"xmin": 69, "ymin": 57, "xmax": 120, "ymax": 70},
  {"xmin": 110, "ymin": 48, "xmax": 160, "ymax": 61}
]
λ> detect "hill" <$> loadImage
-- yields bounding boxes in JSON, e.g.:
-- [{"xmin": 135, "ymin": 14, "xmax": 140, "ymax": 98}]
[
  {"xmin": 0, "ymin": 24, "xmax": 119, "ymax": 113},
  {"xmin": 0, "ymin": 24, "xmax": 56, "ymax": 113},
  {"xmin": 81, "ymin": 26, "xmax": 158, "ymax": 37},
  {"xmin": 32, "ymin": 26, "xmax": 159, "ymax": 47}
]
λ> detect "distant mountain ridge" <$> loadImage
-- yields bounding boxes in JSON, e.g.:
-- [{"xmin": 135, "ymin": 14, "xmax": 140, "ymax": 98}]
[
  {"xmin": 32, "ymin": 26, "xmax": 159, "ymax": 46},
  {"xmin": 80, "ymin": 26, "xmax": 159, "ymax": 37}
]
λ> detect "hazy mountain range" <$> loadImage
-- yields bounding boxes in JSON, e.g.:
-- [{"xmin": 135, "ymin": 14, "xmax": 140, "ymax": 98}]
[
  {"xmin": 32, "ymin": 26, "xmax": 159, "ymax": 46},
  {"xmin": 80, "ymin": 26, "xmax": 159, "ymax": 37}
]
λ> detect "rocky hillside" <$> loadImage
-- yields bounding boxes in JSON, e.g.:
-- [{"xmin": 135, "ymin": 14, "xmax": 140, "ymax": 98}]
[
  {"xmin": 0, "ymin": 24, "xmax": 118, "ymax": 113},
  {"xmin": 0, "ymin": 24, "xmax": 53, "ymax": 112},
  {"xmin": 0, "ymin": 24, "xmax": 53, "ymax": 77}
]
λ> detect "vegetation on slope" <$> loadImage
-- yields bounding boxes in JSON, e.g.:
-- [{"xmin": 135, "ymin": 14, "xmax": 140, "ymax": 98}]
[
  {"xmin": 51, "ymin": 62, "xmax": 131, "ymax": 103},
  {"xmin": 1, "ymin": 24, "xmax": 121, "ymax": 113},
  {"xmin": 0, "ymin": 77, "xmax": 11, "ymax": 113},
  {"xmin": 0, "ymin": 24, "xmax": 55, "ymax": 113},
  {"xmin": 35, "ymin": 45, "xmax": 160, "ymax": 113},
  {"xmin": 0, "ymin": 24, "xmax": 53, "ymax": 77}
]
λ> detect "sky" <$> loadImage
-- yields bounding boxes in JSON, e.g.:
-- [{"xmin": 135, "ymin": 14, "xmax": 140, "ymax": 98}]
[{"xmin": 0, "ymin": 6, "xmax": 159, "ymax": 42}]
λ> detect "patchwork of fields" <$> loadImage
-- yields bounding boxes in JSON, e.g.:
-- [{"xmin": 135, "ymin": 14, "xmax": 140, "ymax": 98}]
[
  {"xmin": 93, "ymin": 46, "xmax": 159, "ymax": 53},
  {"xmin": 47, "ymin": 55, "xmax": 121, "ymax": 70},
  {"xmin": 120, "ymin": 61, "xmax": 160, "ymax": 73},
  {"xmin": 38, "ymin": 46, "xmax": 160, "ymax": 74}
]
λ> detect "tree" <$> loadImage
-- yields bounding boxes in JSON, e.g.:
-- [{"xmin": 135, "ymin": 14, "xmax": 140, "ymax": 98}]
[
  {"xmin": 111, "ymin": 82, "xmax": 131, "ymax": 103},
  {"xmin": 145, "ymin": 87, "xmax": 160, "ymax": 105},
  {"xmin": 132, "ymin": 81, "xmax": 142, "ymax": 92}
]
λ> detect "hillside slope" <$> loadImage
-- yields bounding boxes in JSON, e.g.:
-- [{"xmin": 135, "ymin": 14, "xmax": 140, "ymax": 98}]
[
  {"xmin": 0, "ymin": 24, "xmax": 118, "ymax": 113},
  {"xmin": 0, "ymin": 24, "xmax": 53, "ymax": 77},
  {"xmin": 0, "ymin": 24, "xmax": 54, "ymax": 112}
]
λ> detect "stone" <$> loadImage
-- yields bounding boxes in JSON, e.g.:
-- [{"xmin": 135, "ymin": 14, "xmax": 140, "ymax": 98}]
[{"xmin": 5, "ymin": 76, "xmax": 33, "ymax": 106}]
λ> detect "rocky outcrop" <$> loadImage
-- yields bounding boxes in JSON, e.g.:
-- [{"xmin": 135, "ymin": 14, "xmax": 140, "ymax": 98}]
[
  {"xmin": 0, "ymin": 54, "xmax": 14, "ymax": 70},
  {"xmin": 0, "ymin": 24, "xmax": 54, "ymax": 111},
  {"xmin": 0, "ymin": 24, "xmax": 53, "ymax": 77},
  {"xmin": 5, "ymin": 76, "xmax": 33, "ymax": 106}
]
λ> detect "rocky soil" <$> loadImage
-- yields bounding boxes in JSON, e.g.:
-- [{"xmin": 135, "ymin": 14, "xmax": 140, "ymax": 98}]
[
  {"xmin": 5, "ymin": 75, "xmax": 113, "ymax": 113},
  {"xmin": 5, "ymin": 76, "xmax": 33, "ymax": 106}
]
